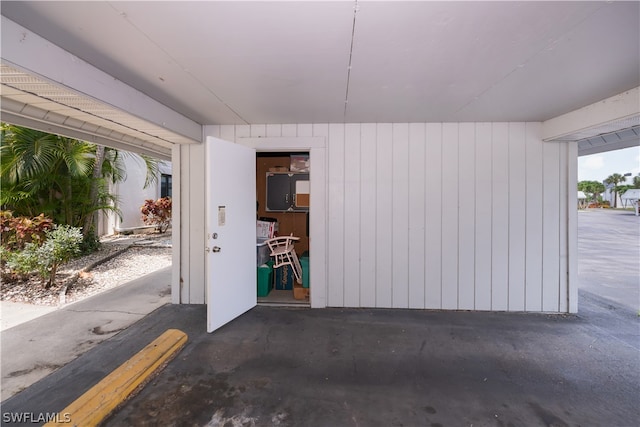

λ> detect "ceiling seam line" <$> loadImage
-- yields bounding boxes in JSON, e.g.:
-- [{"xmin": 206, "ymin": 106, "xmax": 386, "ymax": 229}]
[{"xmin": 343, "ymin": 0, "xmax": 359, "ymax": 121}]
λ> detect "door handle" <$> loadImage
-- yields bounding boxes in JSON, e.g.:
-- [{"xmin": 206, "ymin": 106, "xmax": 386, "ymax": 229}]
[{"xmin": 212, "ymin": 246, "xmax": 221, "ymax": 253}]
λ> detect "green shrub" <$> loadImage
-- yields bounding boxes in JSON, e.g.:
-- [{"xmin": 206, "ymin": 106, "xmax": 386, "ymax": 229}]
[
  {"xmin": 0, "ymin": 246, "xmax": 7, "ymax": 266},
  {"xmin": 38, "ymin": 225, "xmax": 83, "ymax": 287},
  {"xmin": 6, "ymin": 225, "xmax": 83, "ymax": 287},
  {"xmin": 5, "ymin": 243, "xmax": 40, "ymax": 277}
]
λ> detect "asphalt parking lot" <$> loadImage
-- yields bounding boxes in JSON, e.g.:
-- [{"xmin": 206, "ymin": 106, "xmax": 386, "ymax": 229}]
[
  {"xmin": 1, "ymin": 209, "xmax": 638, "ymax": 426},
  {"xmin": 577, "ymin": 208, "xmax": 639, "ymax": 312}
]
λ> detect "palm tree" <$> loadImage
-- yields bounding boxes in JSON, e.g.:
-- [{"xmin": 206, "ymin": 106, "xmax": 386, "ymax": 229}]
[
  {"xmin": 1, "ymin": 123, "xmax": 158, "ymax": 237},
  {"xmin": 578, "ymin": 180, "xmax": 605, "ymax": 202},
  {"xmin": 604, "ymin": 173, "xmax": 626, "ymax": 208}
]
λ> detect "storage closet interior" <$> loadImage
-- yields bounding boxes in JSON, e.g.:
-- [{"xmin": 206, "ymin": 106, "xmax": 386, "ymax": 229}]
[{"xmin": 256, "ymin": 152, "xmax": 310, "ymax": 306}]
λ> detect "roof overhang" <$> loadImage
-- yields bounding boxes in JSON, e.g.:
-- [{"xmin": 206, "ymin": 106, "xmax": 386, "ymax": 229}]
[
  {"xmin": 542, "ymin": 87, "xmax": 640, "ymax": 156},
  {"xmin": 0, "ymin": 16, "xmax": 202, "ymax": 161}
]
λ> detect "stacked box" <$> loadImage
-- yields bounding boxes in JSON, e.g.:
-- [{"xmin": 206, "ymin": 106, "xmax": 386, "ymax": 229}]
[
  {"xmin": 257, "ymin": 263, "xmax": 273, "ymax": 297},
  {"xmin": 290, "ymin": 154, "xmax": 310, "ymax": 172},
  {"xmin": 257, "ymin": 220, "xmax": 277, "ymax": 239},
  {"xmin": 274, "ymin": 264, "xmax": 294, "ymax": 290}
]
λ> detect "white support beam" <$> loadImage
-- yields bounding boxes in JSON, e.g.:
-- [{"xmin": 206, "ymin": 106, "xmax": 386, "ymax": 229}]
[
  {"xmin": 1, "ymin": 16, "xmax": 202, "ymax": 144},
  {"xmin": 542, "ymin": 87, "xmax": 640, "ymax": 142},
  {"xmin": 1, "ymin": 110, "xmax": 172, "ymax": 160}
]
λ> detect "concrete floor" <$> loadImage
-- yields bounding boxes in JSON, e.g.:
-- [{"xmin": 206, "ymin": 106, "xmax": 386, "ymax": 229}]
[
  {"xmin": 3, "ymin": 301, "xmax": 638, "ymax": 426},
  {"xmin": 1, "ymin": 209, "xmax": 638, "ymax": 426}
]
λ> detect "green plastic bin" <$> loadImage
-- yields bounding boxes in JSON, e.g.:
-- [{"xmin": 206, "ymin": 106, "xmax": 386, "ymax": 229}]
[
  {"xmin": 257, "ymin": 262, "xmax": 273, "ymax": 297},
  {"xmin": 300, "ymin": 255, "xmax": 310, "ymax": 288}
]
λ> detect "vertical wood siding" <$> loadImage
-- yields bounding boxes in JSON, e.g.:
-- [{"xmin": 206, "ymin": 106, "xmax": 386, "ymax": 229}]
[
  {"xmin": 425, "ymin": 124, "xmax": 443, "ymax": 309},
  {"xmin": 458, "ymin": 123, "xmax": 476, "ymax": 310},
  {"xmin": 344, "ymin": 124, "xmax": 361, "ymax": 307},
  {"xmin": 408, "ymin": 123, "xmax": 426, "ymax": 309},
  {"xmin": 185, "ymin": 122, "xmax": 572, "ymax": 312},
  {"xmin": 474, "ymin": 123, "xmax": 493, "ymax": 310},
  {"xmin": 491, "ymin": 124, "xmax": 509, "ymax": 310},
  {"xmin": 376, "ymin": 124, "xmax": 394, "ymax": 307},
  {"xmin": 327, "ymin": 124, "xmax": 345, "ymax": 306},
  {"xmin": 179, "ymin": 136, "xmax": 207, "ymax": 304}
]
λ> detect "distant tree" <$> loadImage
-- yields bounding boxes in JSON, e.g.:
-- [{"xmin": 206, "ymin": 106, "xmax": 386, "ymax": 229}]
[
  {"xmin": 578, "ymin": 180, "xmax": 605, "ymax": 202},
  {"xmin": 604, "ymin": 173, "xmax": 626, "ymax": 208},
  {"xmin": 633, "ymin": 175, "xmax": 640, "ymax": 189},
  {"xmin": 618, "ymin": 185, "xmax": 634, "ymax": 196}
]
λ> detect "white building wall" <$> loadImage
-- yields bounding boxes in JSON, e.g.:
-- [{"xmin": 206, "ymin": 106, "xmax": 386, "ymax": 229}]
[
  {"xmin": 179, "ymin": 122, "xmax": 577, "ymax": 312},
  {"xmin": 101, "ymin": 156, "xmax": 172, "ymax": 234}
]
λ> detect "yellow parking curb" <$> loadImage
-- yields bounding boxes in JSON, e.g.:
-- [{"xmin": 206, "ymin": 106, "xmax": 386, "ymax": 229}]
[{"xmin": 44, "ymin": 328, "xmax": 188, "ymax": 427}]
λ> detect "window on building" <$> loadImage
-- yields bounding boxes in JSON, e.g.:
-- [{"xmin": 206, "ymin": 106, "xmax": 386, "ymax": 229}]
[{"xmin": 161, "ymin": 174, "xmax": 172, "ymax": 198}]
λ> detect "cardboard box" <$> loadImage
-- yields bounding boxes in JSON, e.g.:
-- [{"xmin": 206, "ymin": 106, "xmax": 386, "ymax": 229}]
[
  {"xmin": 256, "ymin": 220, "xmax": 276, "ymax": 239},
  {"xmin": 290, "ymin": 155, "xmax": 310, "ymax": 172},
  {"xmin": 294, "ymin": 179, "xmax": 310, "ymax": 208},
  {"xmin": 269, "ymin": 166, "xmax": 289, "ymax": 172},
  {"xmin": 293, "ymin": 283, "xmax": 310, "ymax": 300},
  {"xmin": 274, "ymin": 264, "xmax": 294, "ymax": 290}
]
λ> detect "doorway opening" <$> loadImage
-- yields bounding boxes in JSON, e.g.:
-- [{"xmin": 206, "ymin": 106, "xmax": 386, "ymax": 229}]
[{"xmin": 256, "ymin": 151, "xmax": 311, "ymax": 307}]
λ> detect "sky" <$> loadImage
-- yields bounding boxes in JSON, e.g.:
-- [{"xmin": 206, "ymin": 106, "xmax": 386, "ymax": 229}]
[{"xmin": 578, "ymin": 146, "xmax": 640, "ymax": 183}]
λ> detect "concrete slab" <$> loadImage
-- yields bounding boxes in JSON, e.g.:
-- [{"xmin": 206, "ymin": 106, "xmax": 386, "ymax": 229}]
[
  {"xmin": 0, "ymin": 266, "xmax": 171, "ymax": 401},
  {"xmin": 3, "ymin": 303, "xmax": 638, "ymax": 426}
]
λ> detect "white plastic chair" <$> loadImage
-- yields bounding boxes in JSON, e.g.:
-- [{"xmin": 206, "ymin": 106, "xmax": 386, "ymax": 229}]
[{"xmin": 265, "ymin": 234, "xmax": 303, "ymax": 284}]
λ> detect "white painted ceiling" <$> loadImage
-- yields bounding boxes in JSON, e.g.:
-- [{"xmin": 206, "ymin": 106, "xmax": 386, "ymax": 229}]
[{"xmin": 2, "ymin": 0, "xmax": 638, "ymax": 127}]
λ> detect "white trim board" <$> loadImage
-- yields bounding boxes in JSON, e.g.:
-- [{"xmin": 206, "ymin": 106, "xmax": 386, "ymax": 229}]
[{"xmin": 239, "ymin": 137, "xmax": 328, "ymax": 309}]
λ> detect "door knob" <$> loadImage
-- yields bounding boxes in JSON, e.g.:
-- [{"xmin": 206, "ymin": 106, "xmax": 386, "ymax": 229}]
[{"xmin": 212, "ymin": 246, "xmax": 221, "ymax": 253}]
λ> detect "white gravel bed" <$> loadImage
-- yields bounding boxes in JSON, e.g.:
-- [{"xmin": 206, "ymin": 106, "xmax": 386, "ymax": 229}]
[
  {"xmin": 63, "ymin": 246, "xmax": 172, "ymax": 303},
  {"xmin": 1, "ymin": 242, "xmax": 172, "ymax": 306}
]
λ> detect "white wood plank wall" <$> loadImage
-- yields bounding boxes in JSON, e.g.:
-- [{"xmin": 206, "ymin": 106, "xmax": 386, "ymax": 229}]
[
  {"xmin": 178, "ymin": 139, "xmax": 206, "ymax": 304},
  {"xmin": 187, "ymin": 123, "xmax": 572, "ymax": 312}
]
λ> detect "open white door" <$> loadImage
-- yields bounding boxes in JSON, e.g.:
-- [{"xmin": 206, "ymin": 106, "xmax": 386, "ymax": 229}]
[{"xmin": 206, "ymin": 136, "xmax": 256, "ymax": 332}]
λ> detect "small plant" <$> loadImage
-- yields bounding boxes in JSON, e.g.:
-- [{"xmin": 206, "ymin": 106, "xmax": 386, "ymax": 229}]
[
  {"xmin": 7, "ymin": 225, "xmax": 83, "ymax": 288},
  {"xmin": 0, "ymin": 211, "xmax": 54, "ymax": 251},
  {"xmin": 5, "ymin": 243, "xmax": 40, "ymax": 278},
  {"xmin": 140, "ymin": 197, "xmax": 172, "ymax": 233}
]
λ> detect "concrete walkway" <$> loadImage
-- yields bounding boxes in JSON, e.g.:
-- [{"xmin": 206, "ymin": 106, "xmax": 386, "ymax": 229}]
[
  {"xmin": 0, "ymin": 266, "xmax": 171, "ymax": 401},
  {"xmin": 0, "ymin": 301, "xmax": 57, "ymax": 331}
]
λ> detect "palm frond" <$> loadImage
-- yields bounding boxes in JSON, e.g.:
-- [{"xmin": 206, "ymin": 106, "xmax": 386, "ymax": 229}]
[{"xmin": 55, "ymin": 136, "xmax": 95, "ymax": 177}]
